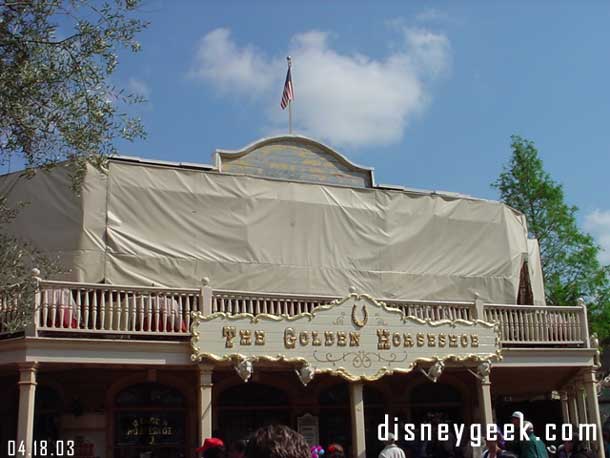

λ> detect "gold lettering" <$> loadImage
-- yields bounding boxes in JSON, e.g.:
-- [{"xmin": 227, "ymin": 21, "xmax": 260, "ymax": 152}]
[
  {"xmin": 284, "ymin": 327, "xmax": 297, "ymax": 349},
  {"xmin": 403, "ymin": 333, "xmax": 414, "ymax": 347},
  {"xmin": 325, "ymin": 331, "xmax": 335, "ymax": 346},
  {"xmin": 438, "ymin": 333, "xmax": 446, "ymax": 347},
  {"xmin": 377, "ymin": 329, "xmax": 390, "ymax": 350},
  {"xmin": 392, "ymin": 332, "xmax": 402, "ymax": 347},
  {"xmin": 471, "ymin": 334, "xmax": 479, "ymax": 347},
  {"xmin": 299, "ymin": 331, "xmax": 309, "ymax": 346},
  {"xmin": 255, "ymin": 330, "xmax": 265, "ymax": 345},
  {"xmin": 312, "ymin": 331, "xmax": 322, "ymax": 346},
  {"xmin": 349, "ymin": 332, "xmax": 360, "ymax": 346},
  {"xmin": 461, "ymin": 334, "xmax": 469, "ymax": 347},
  {"xmin": 337, "ymin": 331, "xmax": 347, "ymax": 346},
  {"xmin": 223, "ymin": 326, "xmax": 236, "ymax": 348},
  {"xmin": 417, "ymin": 333, "xmax": 425, "ymax": 347},
  {"xmin": 427, "ymin": 334, "xmax": 436, "ymax": 347},
  {"xmin": 449, "ymin": 334, "xmax": 458, "ymax": 347},
  {"xmin": 240, "ymin": 329, "xmax": 252, "ymax": 345}
]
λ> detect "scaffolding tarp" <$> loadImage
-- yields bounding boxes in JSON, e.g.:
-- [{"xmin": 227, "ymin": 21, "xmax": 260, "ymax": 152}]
[{"xmin": 0, "ymin": 159, "xmax": 542, "ymax": 304}]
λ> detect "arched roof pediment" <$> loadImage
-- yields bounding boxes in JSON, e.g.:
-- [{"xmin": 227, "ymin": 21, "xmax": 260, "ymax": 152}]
[{"xmin": 214, "ymin": 135, "xmax": 375, "ymax": 188}]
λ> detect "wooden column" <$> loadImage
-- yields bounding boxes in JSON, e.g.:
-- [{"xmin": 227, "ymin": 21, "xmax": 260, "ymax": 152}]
[
  {"xmin": 559, "ymin": 391, "xmax": 570, "ymax": 425},
  {"xmin": 584, "ymin": 370, "xmax": 605, "ymax": 458},
  {"xmin": 349, "ymin": 382, "xmax": 366, "ymax": 458},
  {"xmin": 17, "ymin": 362, "xmax": 37, "ymax": 458},
  {"xmin": 198, "ymin": 363, "xmax": 214, "ymax": 445}
]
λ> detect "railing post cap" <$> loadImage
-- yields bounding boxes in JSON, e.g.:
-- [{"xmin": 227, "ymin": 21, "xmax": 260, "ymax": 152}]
[
  {"xmin": 474, "ymin": 292, "xmax": 480, "ymax": 299},
  {"xmin": 202, "ymin": 277, "xmax": 210, "ymax": 287},
  {"xmin": 31, "ymin": 267, "xmax": 41, "ymax": 277},
  {"xmin": 577, "ymin": 297, "xmax": 586, "ymax": 307}
]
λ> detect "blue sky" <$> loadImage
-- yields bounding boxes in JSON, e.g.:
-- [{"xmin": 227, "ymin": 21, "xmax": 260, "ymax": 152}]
[{"xmin": 109, "ymin": 1, "xmax": 610, "ymax": 262}]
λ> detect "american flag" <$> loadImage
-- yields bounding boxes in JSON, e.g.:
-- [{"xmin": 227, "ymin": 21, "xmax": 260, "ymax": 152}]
[{"xmin": 280, "ymin": 66, "xmax": 294, "ymax": 110}]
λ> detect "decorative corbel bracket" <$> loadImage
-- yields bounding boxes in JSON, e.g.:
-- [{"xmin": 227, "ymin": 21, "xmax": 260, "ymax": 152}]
[
  {"xmin": 234, "ymin": 356, "xmax": 253, "ymax": 383},
  {"xmin": 419, "ymin": 360, "xmax": 445, "ymax": 383},
  {"xmin": 467, "ymin": 361, "xmax": 492, "ymax": 382},
  {"xmin": 295, "ymin": 362, "xmax": 315, "ymax": 386}
]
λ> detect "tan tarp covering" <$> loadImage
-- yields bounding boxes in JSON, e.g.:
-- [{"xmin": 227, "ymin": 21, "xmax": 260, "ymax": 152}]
[
  {"xmin": 527, "ymin": 238, "xmax": 547, "ymax": 305},
  {"xmin": 0, "ymin": 160, "xmax": 543, "ymax": 304}
]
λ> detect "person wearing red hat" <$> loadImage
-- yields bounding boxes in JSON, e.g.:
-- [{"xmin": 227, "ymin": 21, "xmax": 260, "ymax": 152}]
[
  {"xmin": 327, "ymin": 443, "xmax": 345, "ymax": 458},
  {"xmin": 197, "ymin": 437, "xmax": 226, "ymax": 458}
]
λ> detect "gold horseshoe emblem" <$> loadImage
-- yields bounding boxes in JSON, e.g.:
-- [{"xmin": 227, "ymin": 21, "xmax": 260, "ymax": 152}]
[{"xmin": 351, "ymin": 304, "xmax": 368, "ymax": 328}]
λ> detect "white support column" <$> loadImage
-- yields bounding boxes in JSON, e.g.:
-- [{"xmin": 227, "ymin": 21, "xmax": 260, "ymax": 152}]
[
  {"xmin": 349, "ymin": 382, "xmax": 366, "ymax": 458},
  {"xmin": 567, "ymin": 388, "xmax": 579, "ymax": 425},
  {"xmin": 200, "ymin": 277, "xmax": 213, "ymax": 316},
  {"xmin": 584, "ymin": 370, "xmax": 605, "ymax": 458},
  {"xmin": 474, "ymin": 366, "xmax": 493, "ymax": 458},
  {"xmin": 559, "ymin": 391, "xmax": 570, "ymax": 425},
  {"xmin": 477, "ymin": 374, "xmax": 493, "ymax": 428},
  {"xmin": 576, "ymin": 384, "xmax": 588, "ymax": 428},
  {"xmin": 17, "ymin": 362, "xmax": 37, "ymax": 458},
  {"xmin": 198, "ymin": 363, "xmax": 214, "ymax": 445}
]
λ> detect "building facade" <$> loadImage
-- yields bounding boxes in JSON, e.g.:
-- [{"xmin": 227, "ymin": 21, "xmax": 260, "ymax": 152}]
[{"xmin": 0, "ymin": 136, "xmax": 604, "ymax": 458}]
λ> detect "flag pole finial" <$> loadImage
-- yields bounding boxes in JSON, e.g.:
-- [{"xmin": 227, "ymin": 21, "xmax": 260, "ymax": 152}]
[{"xmin": 287, "ymin": 55, "xmax": 292, "ymax": 66}]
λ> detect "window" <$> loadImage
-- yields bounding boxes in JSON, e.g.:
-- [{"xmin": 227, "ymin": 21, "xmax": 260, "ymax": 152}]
[{"xmin": 114, "ymin": 383, "xmax": 186, "ymax": 458}]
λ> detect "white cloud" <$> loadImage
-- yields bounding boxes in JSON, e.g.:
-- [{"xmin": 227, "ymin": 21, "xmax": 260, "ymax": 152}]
[
  {"xmin": 190, "ymin": 25, "xmax": 450, "ymax": 148},
  {"xmin": 128, "ymin": 77, "xmax": 151, "ymax": 98},
  {"xmin": 584, "ymin": 209, "xmax": 610, "ymax": 264},
  {"xmin": 190, "ymin": 28, "xmax": 276, "ymax": 95}
]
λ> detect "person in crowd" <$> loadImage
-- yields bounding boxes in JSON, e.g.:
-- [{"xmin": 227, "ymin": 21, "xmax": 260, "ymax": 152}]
[
  {"xmin": 379, "ymin": 433, "xmax": 406, "ymax": 458},
  {"xmin": 557, "ymin": 440, "xmax": 573, "ymax": 458},
  {"xmin": 425, "ymin": 413, "xmax": 459, "ymax": 458},
  {"xmin": 229, "ymin": 440, "xmax": 248, "ymax": 458},
  {"xmin": 197, "ymin": 438, "xmax": 226, "ymax": 458},
  {"xmin": 482, "ymin": 439, "xmax": 518, "ymax": 458},
  {"xmin": 505, "ymin": 411, "xmax": 526, "ymax": 456},
  {"xmin": 519, "ymin": 422, "xmax": 548, "ymax": 458},
  {"xmin": 245, "ymin": 425, "xmax": 310, "ymax": 458},
  {"xmin": 570, "ymin": 437, "xmax": 596, "ymax": 458},
  {"xmin": 328, "ymin": 444, "xmax": 345, "ymax": 458}
]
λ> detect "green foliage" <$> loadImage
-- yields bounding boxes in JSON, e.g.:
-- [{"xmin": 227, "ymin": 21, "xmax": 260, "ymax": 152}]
[
  {"xmin": 0, "ymin": 0, "xmax": 147, "ymax": 188},
  {"xmin": 493, "ymin": 135, "xmax": 610, "ymax": 341},
  {"xmin": 0, "ymin": 196, "xmax": 62, "ymax": 333},
  {"xmin": 0, "ymin": 0, "xmax": 147, "ymax": 331}
]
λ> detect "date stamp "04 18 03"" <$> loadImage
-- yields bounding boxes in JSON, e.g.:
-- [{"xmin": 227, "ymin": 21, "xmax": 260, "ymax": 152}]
[{"xmin": 7, "ymin": 440, "xmax": 75, "ymax": 457}]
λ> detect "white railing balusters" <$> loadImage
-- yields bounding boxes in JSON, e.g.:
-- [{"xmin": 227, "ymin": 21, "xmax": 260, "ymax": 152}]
[
  {"xmin": 92, "ymin": 291, "xmax": 98, "ymax": 331},
  {"xmin": 0, "ymin": 279, "xmax": 589, "ymax": 346},
  {"xmin": 116, "ymin": 292, "xmax": 122, "ymax": 331},
  {"xmin": 83, "ymin": 291, "xmax": 90, "ymax": 330},
  {"xmin": 42, "ymin": 289, "xmax": 49, "ymax": 328}
]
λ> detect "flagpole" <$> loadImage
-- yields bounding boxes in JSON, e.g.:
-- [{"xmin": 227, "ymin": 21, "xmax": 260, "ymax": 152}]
[{"xmin": 287, "ymin": 56, "xmax": 293, "ymax": 134}]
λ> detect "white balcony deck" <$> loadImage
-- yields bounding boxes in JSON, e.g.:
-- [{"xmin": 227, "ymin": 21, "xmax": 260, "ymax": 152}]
[{"xmin": 0, "ymin": 279, "xmax": 591, "ymax": 349}]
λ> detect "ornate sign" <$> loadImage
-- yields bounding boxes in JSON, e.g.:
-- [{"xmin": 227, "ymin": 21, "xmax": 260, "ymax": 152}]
[{"xmin": 191, "ymin": 293, "xmax": 501, "ymax": 382}]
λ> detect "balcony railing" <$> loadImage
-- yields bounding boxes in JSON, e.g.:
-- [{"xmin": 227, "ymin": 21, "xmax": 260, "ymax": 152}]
[{"xmin": 0, "ymin": 279, "xmax": 591, "ymax": 348}]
